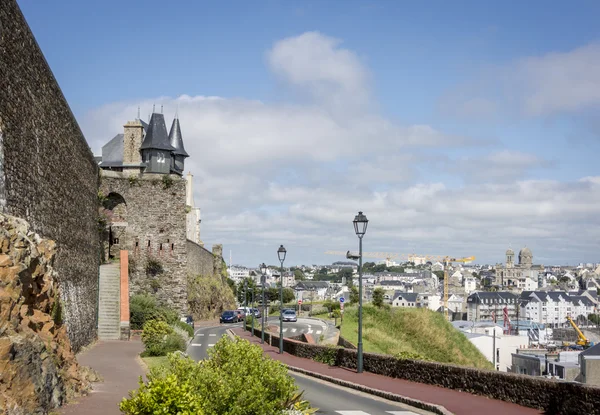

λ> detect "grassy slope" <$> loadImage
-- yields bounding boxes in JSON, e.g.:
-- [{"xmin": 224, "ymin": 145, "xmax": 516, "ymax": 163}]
[{"xmin": 340, "ymin": 305, "xmax": 492, "ymax": 369}]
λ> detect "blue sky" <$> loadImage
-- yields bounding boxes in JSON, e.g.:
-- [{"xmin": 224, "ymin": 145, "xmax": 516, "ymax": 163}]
[{"xmin": 19, "ymin": 0, "xmax": 600, "ymax": 266}]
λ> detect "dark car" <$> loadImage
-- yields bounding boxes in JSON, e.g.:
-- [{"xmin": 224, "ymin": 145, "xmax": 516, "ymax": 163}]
[{"xmin": 220, "ymin": 310, "xmax": 238, "ymax": 324}]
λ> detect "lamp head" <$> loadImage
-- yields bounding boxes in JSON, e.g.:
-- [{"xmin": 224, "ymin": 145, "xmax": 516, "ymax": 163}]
[
  {"xmin": 353, "ymin": 211, "xmax": 368, "ymax": 236},
  {"xmin": 277, "ymin": 245, "xmax": 287, "ymax": 262}
]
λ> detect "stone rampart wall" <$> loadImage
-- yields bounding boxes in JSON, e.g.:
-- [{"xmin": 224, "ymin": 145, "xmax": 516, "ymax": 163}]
[
  {"xmin": 100, "ymin": 172, "xmax": 188, "ymax": 313},
  {"xmin": 186, "ymin": 239, "xmax": 214, "ymax": 277},
  {"xmin": 0, "ymin": 0, "xmax": 99, "ymax": 352},
  {"xmin": 249, "ymin": 329, "xmax": 600, "ymax": 414}
]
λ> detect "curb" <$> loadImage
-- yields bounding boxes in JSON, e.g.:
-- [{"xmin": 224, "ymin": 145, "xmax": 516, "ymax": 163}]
[{"xmin": 286, "ymin": 365, "xmax": 454, "ymax": 415}]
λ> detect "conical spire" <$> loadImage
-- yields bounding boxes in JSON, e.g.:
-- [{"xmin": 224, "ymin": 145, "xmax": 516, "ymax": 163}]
[
  {"xmin": 168, "ymin": 115, "xmax": 189, "ymax": 157},
  {"xmin": 140, "ymin": 112, "xmax": 176, "ymax": 151}
]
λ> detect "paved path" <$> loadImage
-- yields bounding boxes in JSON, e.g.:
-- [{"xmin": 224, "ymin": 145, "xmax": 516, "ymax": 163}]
[
  {"xmin": 59, "ymin": 340, "xmax": 145, "ymax": 415},
  {"xmin": 233, "ymin": 328, "xmax": 543, "ymax": 415}
]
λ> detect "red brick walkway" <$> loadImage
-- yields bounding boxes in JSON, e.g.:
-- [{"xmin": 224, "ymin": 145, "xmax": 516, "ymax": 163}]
[{"xmin": 232, "ymin": 328, "xmax": 542, "ymax": 415}]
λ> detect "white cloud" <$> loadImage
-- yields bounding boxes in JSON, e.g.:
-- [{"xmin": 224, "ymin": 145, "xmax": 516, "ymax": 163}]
[
  {"xmin": 440, "ymin": 42, "xmax": 600, "ymax": 118},
  {"xmin": 81, "ymin": 32, "xmax": 600, "ymax": 266}
]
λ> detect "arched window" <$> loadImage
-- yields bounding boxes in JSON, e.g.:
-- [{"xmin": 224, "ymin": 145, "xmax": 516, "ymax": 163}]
[{"xmin": 157, "ymin": 152, "xmax": 165, "ymax": 163}]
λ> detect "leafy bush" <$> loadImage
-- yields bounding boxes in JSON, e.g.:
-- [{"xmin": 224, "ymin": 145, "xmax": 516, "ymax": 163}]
[
  {"xmin": 120, "ymin": 373, "xmax": 204, "ymax": 415},
  {"xmin": 173, "ymin": 320, "xmax": 194, "ymax": 338},
  {"xmin": 308, "ymin": 307, "xmax": 329, "ymax": 316},
  {"xmin": 141, "ymin": 320, "xmax": 186, "ymax": 357},
  {"xmin": 121, "ymin": 337, "xmax": 316, "ymax": 415},
  {"xmin": 130, "ymin": 294, "xmax": 179, "ymax": 330}
]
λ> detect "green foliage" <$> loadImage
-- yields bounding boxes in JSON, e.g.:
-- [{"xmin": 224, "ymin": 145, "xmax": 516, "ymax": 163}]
[
  {"xmin": 173, "ymin": 320, "xmax": 194, "ymax": 338},
  {"xmin": 589, "ymin": 314, "xmax": 600, "ymax": 325},
  {"xmin": 293, "ymin": 269, "xmax": 306, "ymax": 281},
  {"xmin": 340, "ymin": 304, "xmax": 492, "ymax": 369},
  {"xmin": 128, "ymin": 175, "xmax": 140, "ymax": 187},
  {"xmin": 394, "ymin": 351, "xmax": 430, "ymax": 361},
  {"xmin": 51, "ymin": 298, "xmax": 63, "ymax": 326},
  {"xmin": 145, "ymin": 258, "xmax": 164, "ymax": 277},
  {"xmin": 123, "ymin": 337, "xmax": 315, "ymax": 415},
  {"xmin": 141, "ymin": 320, "xmax": 186, "ymax": 357},
  {"xmin": 120, "ymin": 373, "xmax": 204, "ymax": 415},
  {"xmin": 162, "ymin": 174, "xmax": 174, "ymax": 189},
  {"xmin": 433, "ymin": 270, "xmax": 444, "ymax": 280},
  {"xmin": 349, "ymin": 286, "xmax": 359, "ymax": 305},
  {"xmin": 313, "ymin": 345, "xmax": 338, "ymax": 366},
  {"xmin": 149, "ymin": 278, "xmax": 161, "ymax": 292},
  {"xmin": 151, "ymin": 177, "xmax": 160, "ymax": 186},
  {"xmin": 337, "ymin": 268, "xmax": 353, "ymax": 280},
  {"xmin": 130, "ymin": 294, "xmax": 179, "ymax": 330},
  {"xmin": 188, "ymin": 274, "xmax": 236, "ymax": 320},
  {"xmin": 372, "ymin": 287, "xmax": 385, "ymax": 308},
  {"xmin": 282, "ymin": 288, "xmax": 295, "ymax": 303},
  {"xmin": 185, "ymin": 205, "xmax": 192, "ymax": 214},
  {"xmin": 323, "ymin": 299, "xmax": 341, "ymax": 311}
]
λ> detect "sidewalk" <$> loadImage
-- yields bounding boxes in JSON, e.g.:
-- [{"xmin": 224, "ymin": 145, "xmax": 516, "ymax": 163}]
[
  {"xmin": 232, "ymin": 328, "xmax": 542, "ymax": 415},
  {"xmin": 59, "ymin": 340, "xmax": 145, "ymax": 415}
]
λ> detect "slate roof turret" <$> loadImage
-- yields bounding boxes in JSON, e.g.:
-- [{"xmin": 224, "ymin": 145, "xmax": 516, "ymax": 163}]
[
  {"xmin": 168, "ymin": 115, "xmax": 189, "ymax": 157},
  {"xmin": 140, "ymin": 113, "xmax": 176, "ymax": 151}
]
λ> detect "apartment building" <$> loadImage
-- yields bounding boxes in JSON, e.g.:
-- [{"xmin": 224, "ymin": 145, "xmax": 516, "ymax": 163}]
[
  {"xmin": 520, "ymin": 291, "xmax": 596, "ymax": 326},
  {"xmin": 466, "ymin": 291, "xmax": 519, "ymax": 322}
]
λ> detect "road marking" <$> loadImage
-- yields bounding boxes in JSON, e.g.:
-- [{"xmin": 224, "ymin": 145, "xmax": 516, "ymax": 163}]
[
  {"xmin": 307, "ymin": 329, "xmax": 313, "ymax": 334},
  {"xmin": 209, "ymin": 334, "xmax": 217, "ymax": 336},
  {"xmin": 198, "ymin": 333, "xmax": 205, "ymax": 336},
  {"xmin": 191, "ymin": 344, "xmax": 202, "ymax": 347},
  {"xmin": 316, "ymin": 330, "xmax": 322, "ymax": 334},
  {"xmin": 335, "ymin": 411, "xmax": 371, "ymax": 415},
  {"xmin": 291, "ymin": 328, "xmax": 297, "ymax": 333},
  {"xmin": 386, "ymin": 411, "xmax": 418, "ymax": 414},
  {"xmin": 283, "ymin": 328, "xmax": 288, "ymax": 333},
  {"xmin": 208, "ymin": 344, "xmax": 215, "ymax": 347}
]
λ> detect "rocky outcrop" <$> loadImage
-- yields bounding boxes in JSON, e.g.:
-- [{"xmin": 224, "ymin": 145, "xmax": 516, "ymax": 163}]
[{"xmin": 0, "ymin": 214, "xmax": 90, "ymax": 414}]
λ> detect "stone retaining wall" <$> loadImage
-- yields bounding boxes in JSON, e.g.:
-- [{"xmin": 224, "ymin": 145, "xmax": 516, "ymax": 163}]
[
  {"xmin": 0, "ymin": 0, "xmax": 100, "ymax": 352},
  {"xmin": 249, "ymin": 328, "xmax": 600, "ymax": 414}
]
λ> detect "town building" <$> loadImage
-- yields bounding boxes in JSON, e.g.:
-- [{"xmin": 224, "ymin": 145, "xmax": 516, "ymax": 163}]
[
  {"xmin": 293, "ymin": 281, "xmax": 330, "ymax": 301},
  {"xmin": 520, "ymin": 291, "xmax": 597, "ymax": 327},
  {"xmin": 466, "ymin": 291, "xmax": 519, "ymax": 323},
  {"xmin": 494, "ymin": 247, "xmax": 543, "ymax": 290},
  {"xmin": 392, "ymin": 292, "xmax": 419, "ymax": 308}
]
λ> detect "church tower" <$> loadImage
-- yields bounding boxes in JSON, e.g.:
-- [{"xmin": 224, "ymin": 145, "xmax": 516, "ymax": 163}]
[{"xmin": 506, "ymin": 248, "xmax": 514, "ymax": 269}]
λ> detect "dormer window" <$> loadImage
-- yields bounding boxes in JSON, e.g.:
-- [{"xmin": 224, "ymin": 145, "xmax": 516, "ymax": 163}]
[{"xmin": 157, "ymin": 152, "xmax": 165, "ymax": 163}]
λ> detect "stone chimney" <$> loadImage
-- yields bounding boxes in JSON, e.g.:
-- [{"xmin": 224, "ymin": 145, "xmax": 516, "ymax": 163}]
[{"xmin": 122, "ymin": 119, "xmax": 144, "ymax": 165}]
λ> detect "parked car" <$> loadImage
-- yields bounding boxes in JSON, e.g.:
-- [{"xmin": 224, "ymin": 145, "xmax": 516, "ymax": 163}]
[
  {"xmin": 281, "ymin": 309, "xmax": 297, "ymax": 322},
  {"xmin": 220, "ymin": 310, "xmax": 239, "ymax": 324},
  {"xmin": 252, "ymin": 308, "xmax": 261, "ymax": 318},
  {"xmin": 180, "ymin": 315, "xmax": 194, "ymax": 327},
  {"xmin": 235, "ymin": 309, "xmax": 245, "ymax": 321}
]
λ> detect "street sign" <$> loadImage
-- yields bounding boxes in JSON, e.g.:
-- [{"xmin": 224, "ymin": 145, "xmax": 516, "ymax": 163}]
[
  {"xmin": 298, "ymin": 299, "xmax": 302, "ymax": 305},
  {"xmin": 339, "ymin": 297, "xmax": 345, "ymax": 303}
]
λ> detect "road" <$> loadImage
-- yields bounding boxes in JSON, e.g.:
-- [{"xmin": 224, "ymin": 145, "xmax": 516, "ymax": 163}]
[{"xmin": 187, "ymin": 324, "xmax": 431, "ymax": 415}]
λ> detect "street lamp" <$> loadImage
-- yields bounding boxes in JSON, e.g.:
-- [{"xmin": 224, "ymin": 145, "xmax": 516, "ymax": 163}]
[
  {"xmin": 244, "ymin": 279, "xmax": 248, "ymax": 332},
  {"xmin": 278, "ymin": 245, "xmax": 287, "ymax": 354},
  {"xmin": 353, "ymin": 211, "xmax": 368, "ymax": 373},
  {"xmin": 260, "ymin": 263, "xmax": 267, "ymax": 344}
]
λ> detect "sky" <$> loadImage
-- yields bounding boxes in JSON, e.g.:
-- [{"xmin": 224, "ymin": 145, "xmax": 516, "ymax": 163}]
[{"xmin": 18, "ymin": 0, "xmax": 600, "ymax": 267}]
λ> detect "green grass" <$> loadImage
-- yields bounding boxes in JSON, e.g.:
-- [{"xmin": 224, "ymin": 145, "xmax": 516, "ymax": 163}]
[
  {"xmin": 340, "ymin": 305, "xmax": 493, "ymax": 369},
  {"xmin": 142, "ymin": 356, "xmax": 170, "ymax": 372}
]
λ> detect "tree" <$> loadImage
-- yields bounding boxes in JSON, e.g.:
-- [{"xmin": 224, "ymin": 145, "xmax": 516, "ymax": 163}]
[
  {"xmin": 363, "ymin": 261, "xmax": 376, "ymax": 271},
  {"xmin": 388, "ymin": 266, "xmax": 405, "ymax": 273},
  {"xmin": 227, "ymin": 278, "xmax": 237, "ymax": 297},
  {"xmin": 372, "ymin": 263, "xmax": 387, "ymax": 273},
  {"xmin": 293, "ymin": 269, "xmax": 306, "ymax": 281},
  {"xmin": 338, "ymin": 268, "xmax": 353, "ymax": 280},
  {"xmin": 372, "ymin": 288, "xmax": 385, "ymax": 308},
  {"xmin": 433, "ymin": 271, "xmax": 444, "ymax": 280},
  {"xmin": 282, "ymin": 288, "xmax": 295, "ymax": 303},
  {"xmin": 349, "ymin": 286, "xmax": 359, "ymax": 304},
  {"xmin": 236, "ymin": 278, "xmax": 257, "ymax": 305},
  {"xmin": 318, "ymin": 267, "xmax": 328, "ymax": 275}
]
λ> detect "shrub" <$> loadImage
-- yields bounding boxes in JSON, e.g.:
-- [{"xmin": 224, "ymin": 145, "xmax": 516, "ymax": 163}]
[
  {"xmin": 145, "ymin": 258, "xmax": 164, "ymax": 276},
  {"xmin": 162, "ymin": 174, "xmax": 174, "ymax": 189},
  {"xmin": 141, "ymin": 320, "xmax": 186, "ymax": 357},
  {"xmin": 313, "ymin": 345, "xmax": 338, "ymax": 366},
  {"xmin": 173, "ymin": 320, "xmax": 194, "ymax": 338},
  {"xmin": 122, "ymin": 337, "xmax": 316, "ymax": 415},
  {"xmin": 308, "ymin": 306, "xmax": 329, "ymax": 317},
  {"xmin": 120, "ymin": 373, "xmax": 204, "ymax": 415},
  {"xmin": 130, "ymin": 294, "xmax": 179, "ymax": 330}
]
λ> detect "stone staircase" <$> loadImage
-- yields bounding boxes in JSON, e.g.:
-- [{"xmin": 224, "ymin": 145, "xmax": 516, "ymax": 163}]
[{"xmin": 98, "ymin": 263, "xmax": 121, "ymax": 340}]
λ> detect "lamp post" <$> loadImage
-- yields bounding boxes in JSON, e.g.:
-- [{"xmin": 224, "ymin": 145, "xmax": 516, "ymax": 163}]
[
  {"xmin": 249, "ymin": 287, "xmax": 255, "ymax": 331},
  {"xmin": 260, "ymin": 263, "xmax": 267, "ymax": 344},
  {"xmin": 278, "ymin": 245, "xmax": 287, "ymax": 354},
  {"xmin": 353, "ymin": 211, "xmax": 368, "ymax": 373},
  {"xmin": 244, "ymin": 279, "xmax": 248, "ymax": 332}
]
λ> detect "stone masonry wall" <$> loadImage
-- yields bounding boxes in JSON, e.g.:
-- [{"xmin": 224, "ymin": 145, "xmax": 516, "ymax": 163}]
[
  {"xmin": 186, "ymin": 240, "xmax": 214, "ymax": 277},
  {"xmin": 258, "ymin": 330, "xmax": 600, "ymax": 415},
  {"xmin": 100, "ymin": 172, "xmax": 188, "ymax": 313},
  {"xmin": 0, "ymin": 0, "xmax": 100, "ymax": 352}
]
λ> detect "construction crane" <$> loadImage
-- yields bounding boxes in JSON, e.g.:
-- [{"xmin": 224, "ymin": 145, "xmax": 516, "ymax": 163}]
[
  {"xmin": 324, "ymin": 250, "xmax": 475, "ymax": 320},
  {"xmin": 566, "ymin": 316, "xmax": 592, "ymax": 348}
]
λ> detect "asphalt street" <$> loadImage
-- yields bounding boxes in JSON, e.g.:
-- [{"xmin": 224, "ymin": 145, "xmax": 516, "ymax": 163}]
[{"xmin": 186, "ymin": 324, "xmax": 431, "ymax": 415}]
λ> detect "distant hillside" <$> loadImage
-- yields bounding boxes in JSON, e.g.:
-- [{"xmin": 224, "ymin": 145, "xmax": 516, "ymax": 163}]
[{"xmin": 340, "ymin": 305, "xmax": 492, "ymax": 369}]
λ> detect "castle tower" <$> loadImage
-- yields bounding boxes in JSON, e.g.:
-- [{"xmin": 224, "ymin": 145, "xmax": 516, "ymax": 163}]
[
  {"xmin": 168, "ymin": 114, "xmax": 189, "ymax": 174},
  {"xmin": 140, "ymin": 112, "xmax": 176, "ymax": 174},
  {"xmin": 122, "ymin": 119, "xmax": 144, "ymax": 174},
  {"xmin": 519, "ymin": 247, "xmax": 533, "ymax": 269}
]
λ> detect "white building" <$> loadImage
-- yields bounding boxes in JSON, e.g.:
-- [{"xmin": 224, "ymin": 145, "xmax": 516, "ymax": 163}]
[
  {"xmin": 392, "ymin": 292, "xmax": 419, "ymax": 308},
  {"xmin": 464, "ymin": 277, "xmax": 478, "ymax": 294},
  {"xmin": 521, "ymin": 291, "xmax": 596, "ymax": 327},
  {"xmin": 448, "ymin": 294, "xmax": 464, "ymax": 313},
  {"xmin": 431, "ymin": 262, "xmax": 444, "ymax": 272},
  {"xmin": 227, "ymin": 266, "xmax": 250, "ymax": 283}
]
